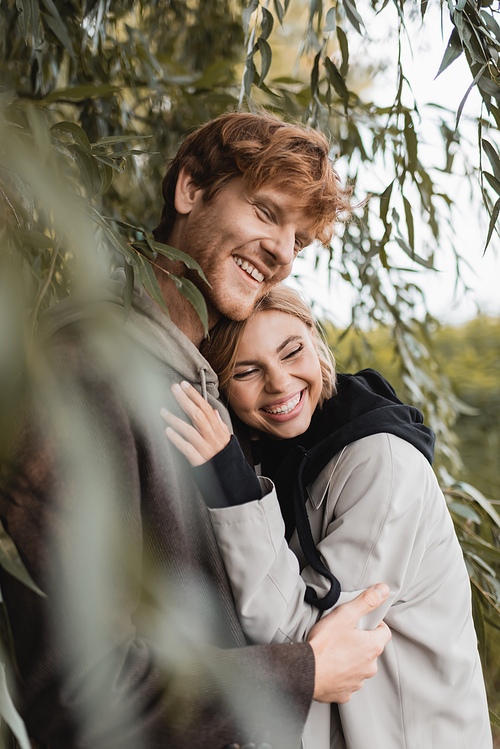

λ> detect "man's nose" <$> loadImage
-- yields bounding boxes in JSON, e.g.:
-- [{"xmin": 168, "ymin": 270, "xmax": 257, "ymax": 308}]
[{"xmin": 262, "ymin": 226, "xmax": 296, "ymax": 268}]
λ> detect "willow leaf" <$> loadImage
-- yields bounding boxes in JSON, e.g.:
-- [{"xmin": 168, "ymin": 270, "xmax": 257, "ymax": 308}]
[
  {"xmin": 0, "ymin": 662, "xmax": 30, "ymax": 749},
  {"xmin": 484, "ymin": 196, "xmax": 500, "ymax": 253},
  {"xmin": 403, "ymin": 196, "xmax": 415, "ymax": 251},
  {"xmin": 51, "ymin": 122, "xmax": 92, "ymax": 151},
  {"xmin": 260, "ymin": 7, "xmax": 274, "ymax": 40},
  {"xmin": 133, "ymin": 240, "xmax": 209, "ymax": 284},
  {"xmin": 170, "ymin": 274, "xmax": 209, "ymax": 335},
  {"xmin": 379, "ymin": 181, "xmax": 394, "ymax": 225},
  {"xmin": 337, "ymin": 26, "xmax": 349, "ymax": 77},
  {"xmin": 257, "ymin": 37, "xmax": 272, "ymax": 85},
  {"xmin": 137, "ymin": 255, "xmax": 169, "ymax": 316},
  {"xmin": 0, "ymin": 521, "xmax": 45, "ymax": 597},
  {"xmin": 273, "ymin": 0, "xmax": 284, "ymax": 25}
]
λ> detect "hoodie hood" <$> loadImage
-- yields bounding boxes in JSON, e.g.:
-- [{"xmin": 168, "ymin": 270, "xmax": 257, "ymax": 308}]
[{"xmin": 39, "ymin": 270, "xmax": 226, "ymax": 420}]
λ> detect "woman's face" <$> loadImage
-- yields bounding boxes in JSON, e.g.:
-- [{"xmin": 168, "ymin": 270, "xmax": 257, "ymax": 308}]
[{"xmin": 225, "ymin": 309, "xmax": 323, "ymax": 440}]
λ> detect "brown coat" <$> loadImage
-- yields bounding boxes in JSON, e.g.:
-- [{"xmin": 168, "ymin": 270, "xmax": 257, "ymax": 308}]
[{"xmin": 0, "ymin": 283, "xmax": 314, "ymax": 749}]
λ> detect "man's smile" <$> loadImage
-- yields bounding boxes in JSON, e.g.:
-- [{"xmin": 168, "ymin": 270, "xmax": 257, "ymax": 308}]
[{"xmin": 233, "ymin": 255, "xmax": 265, "ymax": 283}]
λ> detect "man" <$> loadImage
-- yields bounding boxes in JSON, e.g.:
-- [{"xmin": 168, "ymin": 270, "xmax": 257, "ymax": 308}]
[{"xmin": 0, "ymin": 112, "xmax": 391, "ymax": 749}]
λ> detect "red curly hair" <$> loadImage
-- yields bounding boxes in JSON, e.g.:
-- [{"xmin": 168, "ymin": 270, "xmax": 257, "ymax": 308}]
[{"xmin": 153, "ymin": 111, "xmax": 351, "ymax": 246}]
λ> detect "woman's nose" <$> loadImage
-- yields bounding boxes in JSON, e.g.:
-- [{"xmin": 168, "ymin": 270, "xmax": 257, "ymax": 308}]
[{"xmin": 264, "ymin": 366, "xmax": 291, "ymax": 393}]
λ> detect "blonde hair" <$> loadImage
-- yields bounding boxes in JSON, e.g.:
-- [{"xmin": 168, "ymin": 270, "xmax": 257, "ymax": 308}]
[{"xmin": 201, "ymin": 285, "xmax": 336, "ymax": 407}]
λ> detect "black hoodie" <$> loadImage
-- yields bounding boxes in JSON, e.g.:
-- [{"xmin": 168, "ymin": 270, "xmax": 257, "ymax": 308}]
[{"xmin": 193, "ymin": 369, "xmax": 435, "ymax": 611}]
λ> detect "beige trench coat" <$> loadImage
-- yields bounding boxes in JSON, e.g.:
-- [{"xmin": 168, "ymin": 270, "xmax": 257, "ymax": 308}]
[{"xmin": 209, "ymin": 433, "xmax": 492, "ymax": 749}]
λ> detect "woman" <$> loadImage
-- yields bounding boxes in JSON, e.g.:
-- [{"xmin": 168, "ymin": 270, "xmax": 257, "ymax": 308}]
[{"xmin": 161, "ymin": 286, "xmax": 491, "ymax": 749}]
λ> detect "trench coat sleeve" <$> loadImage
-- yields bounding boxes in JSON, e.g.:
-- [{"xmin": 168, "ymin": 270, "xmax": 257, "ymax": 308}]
[
  {"xmin": 0, "ymin": 327, "xmax": 315, "ymax": 749},
  {"xmin": 209, "ymin": 433, "xmax": 450, "ymax": 643}
]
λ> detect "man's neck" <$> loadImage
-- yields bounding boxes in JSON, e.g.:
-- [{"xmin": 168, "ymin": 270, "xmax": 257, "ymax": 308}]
[{"xmin": 152, "ymin": 259, "xmax": 217, "ymax": 348}]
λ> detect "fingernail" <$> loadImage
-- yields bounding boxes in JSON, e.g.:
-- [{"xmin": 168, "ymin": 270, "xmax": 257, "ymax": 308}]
[
  {"xmin": 172, "ymin": 383, "xmax": 181, "ymax": 393},
  {"xmin": 165, "ymin": 426, "xmax": 174, "ymax": 436},
  {"xmin": 373, "ymin": 584, "xmax": 390, "ymax": 600},
  {"xmin": 160, "ymin": 407, "xmax": 169, "ymax": 419},
  {"xmin": 181, "ymin": 381, "xmax": 191, "ymax": 390}
]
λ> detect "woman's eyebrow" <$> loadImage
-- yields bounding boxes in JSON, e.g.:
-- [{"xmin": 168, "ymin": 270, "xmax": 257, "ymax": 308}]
[
  {"xmin": 234, "ymin": 336, "xmax": 302, "ymax": 368},
  {"xmin": 276, "ymin": 335, "xmax": 302, "ymax": 353}
]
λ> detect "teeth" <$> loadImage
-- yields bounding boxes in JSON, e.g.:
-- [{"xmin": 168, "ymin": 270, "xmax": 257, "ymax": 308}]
[
  {"xmin": 234, "ymin": 256, "xmax": 264, "ymax": 283},
  {"xmin": 264, "ymin": 393, "xmax": 301, "ymax": 415}
]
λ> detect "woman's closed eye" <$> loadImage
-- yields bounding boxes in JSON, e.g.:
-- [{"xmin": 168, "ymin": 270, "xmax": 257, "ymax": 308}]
[
  {"xmin": 283, "ymin": 343, "xmax": 304, "ymax": 360},
  {"xmin": 232, "ymin": 367, "xmax": 259, "ymax": 380}
]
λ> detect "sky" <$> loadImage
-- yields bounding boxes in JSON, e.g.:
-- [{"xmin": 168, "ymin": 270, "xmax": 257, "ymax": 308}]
[{"xmin": 293, "ymin": 2, "xmax": 500, "ymax": 328}]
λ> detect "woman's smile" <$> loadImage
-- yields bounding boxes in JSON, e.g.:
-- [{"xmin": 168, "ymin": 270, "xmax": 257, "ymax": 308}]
[
  {"xmin": 226, "ymin": 310, "xmax": 323, "ymax": 439},
  {"xmin": 260, "ymin": 389, "xmax": 305, "ymax": 420}
]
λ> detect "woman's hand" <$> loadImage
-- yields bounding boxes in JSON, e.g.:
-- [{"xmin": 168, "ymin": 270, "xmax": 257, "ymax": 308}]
[{"xmin": 160, "ymin": 381, "xmax": 231, "ymax": 466}]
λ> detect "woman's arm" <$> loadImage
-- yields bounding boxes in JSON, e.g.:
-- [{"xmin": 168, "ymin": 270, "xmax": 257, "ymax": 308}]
[{"xmin": 209, "ymin": 433, "xmax": 435, "ymax": 644}]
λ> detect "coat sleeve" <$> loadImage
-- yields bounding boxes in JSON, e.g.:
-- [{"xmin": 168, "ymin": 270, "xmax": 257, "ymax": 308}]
[
  {"xmin": 0, "ymin": 327, "xmax": 315, "ymax": 749},
  {"xmin": 209, "ymin": 433, "xmax": 435, "ymax": 644}
]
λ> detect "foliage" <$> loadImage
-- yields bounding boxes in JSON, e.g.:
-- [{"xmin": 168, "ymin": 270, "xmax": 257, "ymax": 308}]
[{"xmin": 1, "ymin": 0, "xmax": 500, "ymax": 741}]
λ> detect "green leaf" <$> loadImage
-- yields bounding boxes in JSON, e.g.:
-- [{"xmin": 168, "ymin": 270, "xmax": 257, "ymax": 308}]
[
  {"xmin": 342, "ymin": 0, "xmax": 364, "ymax": 35},
  {"xmin": 15, "ymin": 0, "xmax": 30, "ymax": 40},
  {"xmin": 39, "ymin": 0, "xmax": 75, "ymax": 61},
  {"xmin": 244, "ymin": 56, "xmax": 256, "ymax": 99},
  {"xmin": 273, "ymin": 0, "xmax": 284, "ymax": 24},
  {"xmin": 485, "ymin": 196, "xmax": 500, "ymax": 252},
  {"xmin": 134, "ymin": 240, "xmax": 210, "ymax": 285},
  {"xmin": 456, "ymin": 64, "xmax": 487, "ymax": 130},
  {"xmin": 482, "ymin": 139, "xmax": 500, "ymax": 183},
  {"xmin": 0, "ymin": 662, "xmax": 31, "ymax": 749},
  {"xmin": 394, "ymin": 236, "xmax": 435, "ymax": 269},
  {"xmin": 123, "ymin": 262, "xmax": 135, "ymax": 322},
  {"xmin": 455, "ymin": 481, "xmax": 500, "ymax": 528},
  {"xmin": 404, "ymin": 112, "xmax": 418, "ymax": 173},
  {"xmin": 337, "ymin": 26, "xmax": 349, "ymax": 77},
  {"xmin": 137, "ymin": 255, "xmax": 170, "ymax": 317},
  {"xmin": 449, "ymin": 501, "xmax": 482, "ymax": 523},
  {"xmin": 0, "ymin": 521, "xmax": 46, "ymax": 597},
  {"xmin": 490, "ymin": 710, "xmax": 500, "ymax": 729},
  {"xmin": 471, "ymin": 584, "xmax": 486, "ymax": 661},
  {"xmin": 403, "ymin": 196, "xmax": 415, "ymax": 251},
  {"xmin": 480, "ymin": 9, "xmax": 500, "ymax": 42},
  {"xmin": 242, "ymin": 0, "xmax": 259, "ymax": 38},
  {"xmin": 51, "ymin": 121, "xmax": 91, "ymax": 151},
  {"xmin": 95, "ymin": 163, "xmax": 114, "ymax": 199},
  {"xmin": 379, "ymin": 181, "xmax": 394, "ymax": 225},
  {"xmin": 90, "ymin": 151, "xmax": 122, "ymax": 171},
  {"xmin": 43, "ymin": 84, "xmax": 119, "ymax": 105},
  {"xmin": 170, "ymin": 274, "xmax": 209, "ymax": 335},
  {"xmin": 310, "ymin": 50, "xmax": 321, "ymax": 96},
  {"xmin": 324, "ymin": 6, "xmax": 336, "ymax": 32},
  {"xmin": 483, "ymin": 170, "xmax": 500, "ymax": 195},
  {"xmin": 14, "ymin": 229, "xmax": 56, "ymax": 249},
  {"xmin": 93, "ymin": 134, "xmax": 152, "ymax": 147},
  {"xmin": 324, "ymin": 57, "xmax": 349, "ymax": 112},
  {"xmin": 436, "ymin": 27, "xmax": 463, "ymax": 78},
  {"xmin": 260, "ymin": 7, "xmax": 274, "ymax": 40},
  {"xmin": 257, "ymin": 37, "xmax": 272, "ymax": 86}
]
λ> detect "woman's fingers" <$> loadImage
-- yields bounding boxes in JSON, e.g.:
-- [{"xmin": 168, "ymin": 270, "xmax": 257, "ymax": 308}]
[
  {"xmin": 160, "ymin": 381, "xmax": 230, "ymax": 464},
  {"xmin": 164, "ymin": 425, "xmax": 206, "ymax": 467},
  {"xmin": 171, "ymin": 382, "xmax": 230, "ymax": 444}
]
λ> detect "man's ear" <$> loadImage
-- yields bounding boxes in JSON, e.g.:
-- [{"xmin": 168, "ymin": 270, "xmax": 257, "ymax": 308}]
[{"xmin": 174, "ymin": 168, "xmax": 204, "ymax": 215}]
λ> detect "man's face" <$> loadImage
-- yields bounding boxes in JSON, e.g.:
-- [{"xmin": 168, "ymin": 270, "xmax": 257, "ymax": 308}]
[{"xmin": 174, "ymin": 177, "xmax": 315, "ymax": 324}]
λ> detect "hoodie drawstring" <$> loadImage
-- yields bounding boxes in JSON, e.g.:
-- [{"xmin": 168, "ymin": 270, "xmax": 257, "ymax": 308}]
[{"xmin": 200, "ymin": 368, "xmax": 208, "ymax": 401}]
